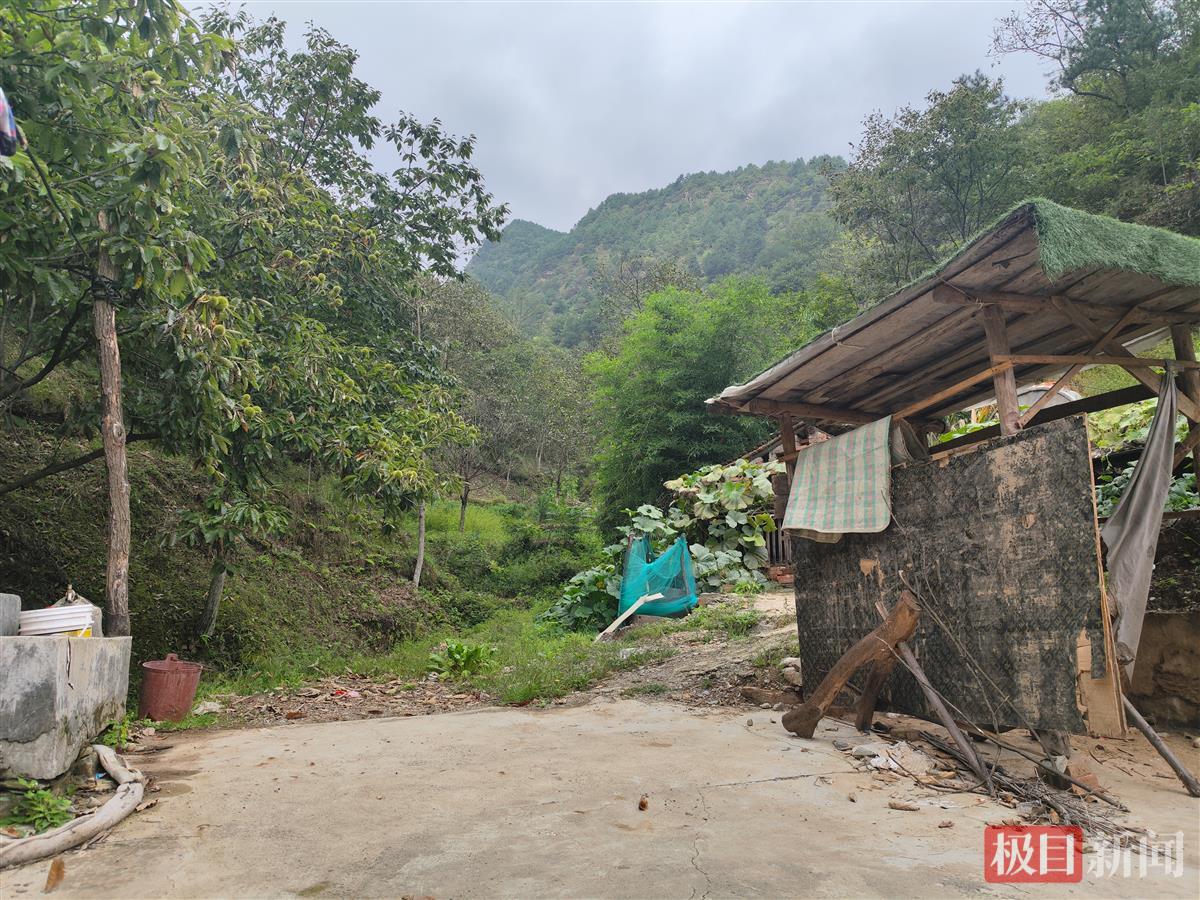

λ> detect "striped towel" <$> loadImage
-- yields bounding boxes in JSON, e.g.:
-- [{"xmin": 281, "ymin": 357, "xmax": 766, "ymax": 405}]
[{"xmin": 783, "ymin": 416, "xmax": 894, "ymax": 541}]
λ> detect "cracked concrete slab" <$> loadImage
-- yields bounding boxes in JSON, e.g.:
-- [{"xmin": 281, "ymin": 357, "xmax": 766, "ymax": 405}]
[{"xmin": 3, "ymin": 699, "xmax": 1198, "ymax": 898}]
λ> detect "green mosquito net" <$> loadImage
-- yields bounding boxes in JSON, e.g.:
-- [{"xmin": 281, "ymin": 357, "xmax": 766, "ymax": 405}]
[{"xmin": 618, "ymin": 535, "xmax": 699, "ymax": 617}]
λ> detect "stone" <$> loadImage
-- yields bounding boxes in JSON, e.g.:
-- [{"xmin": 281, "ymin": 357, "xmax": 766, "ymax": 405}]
[
  {"xmin": 0, "ymin": 636, "xmax": 131, "ymax": 779},
  {"xmin": 192, "ymin": 700, "xmax": 223, "ymax": 715},
  {"xmin": 781, "ymin": 668, "xmax": 804, "ymax": 687},
  {"xmin": 778, "ymin": 657, "xmax": 803, "ymax": 669},
  {"xmin": 0, "ymin": 594, "xmax": 20, "ymax": 637}
]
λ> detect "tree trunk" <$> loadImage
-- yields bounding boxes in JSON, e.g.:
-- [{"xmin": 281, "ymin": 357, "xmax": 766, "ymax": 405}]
[
  {"xmin": 412, "ymin": 501, "xmax": 426, "ymax": 589},
  {"xmin": 95, "ymin": 213, "xmax": 131, "ymax": 638},
  {"xmin": 197, "ymin": 551, "xmax": 227, "ymax": 640},
  {"xmin": 458, "ymin": 483, "xmax": 470, "ymax": 532}
]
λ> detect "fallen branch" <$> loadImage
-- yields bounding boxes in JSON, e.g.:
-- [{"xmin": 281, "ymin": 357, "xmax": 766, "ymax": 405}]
[
  {"xmin": 1122, "ymin": 697, "xmax": 1200, "ymax": 798},
  {"xmin": 0, "ymin": 745, "xmax": 145, "ymax": 869}
]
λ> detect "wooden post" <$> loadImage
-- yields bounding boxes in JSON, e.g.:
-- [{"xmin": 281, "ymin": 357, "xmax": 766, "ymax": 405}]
[
  {"xmin": 1171, "ymin": 325, "xmax": 1199, "ymax": 478},
  {"xmin": 980, "ymin": 305, "xmax": 1021, "ymax": 436},
  {"xmin": 95, "ymin": 213, "xmax": 131, "ymax": 638},
  {"xmin": 778, "ymin": 412, "xmax": 798, "ymax": 481}
]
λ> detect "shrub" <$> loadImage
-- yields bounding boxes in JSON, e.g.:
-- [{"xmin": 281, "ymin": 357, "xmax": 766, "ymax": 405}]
[
  {"xmin": 1, "ymin": 779, "xmax": 74, "ymax": 833},
  {"xmin": 427, "ymin": 640, "xmax": 495, "ymax": 677}
]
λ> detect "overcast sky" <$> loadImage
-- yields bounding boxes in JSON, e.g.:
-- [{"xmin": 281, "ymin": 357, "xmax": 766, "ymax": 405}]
[{"xmin": 214, "ymin": 1, "xmax": 1052, "ymax": 232}]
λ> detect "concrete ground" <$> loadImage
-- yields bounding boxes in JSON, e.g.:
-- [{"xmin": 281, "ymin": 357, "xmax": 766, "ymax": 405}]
[{"xmin": 4, "ymin": 699, "xmax": 1198, "ymax": 898}]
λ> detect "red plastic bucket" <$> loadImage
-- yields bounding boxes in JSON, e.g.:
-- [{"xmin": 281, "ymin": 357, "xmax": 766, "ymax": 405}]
[{"xmin": 139, "ymin": 653, "xmax": 203, "ymax": 722}]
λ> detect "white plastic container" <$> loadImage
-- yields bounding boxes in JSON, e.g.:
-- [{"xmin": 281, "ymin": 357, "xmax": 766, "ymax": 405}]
[{"xmin": 18, "ymin": 605, "xmax": 96, "ymax": 637}]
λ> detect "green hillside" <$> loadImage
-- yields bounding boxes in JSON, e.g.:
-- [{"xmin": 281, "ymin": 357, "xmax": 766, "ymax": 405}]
[{"xmin": 466, "ymin": 157, "xmax": 844, "ymax": 346}]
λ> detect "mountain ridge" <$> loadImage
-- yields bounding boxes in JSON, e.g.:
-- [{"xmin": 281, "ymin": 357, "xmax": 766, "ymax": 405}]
[{"xmin": 466, "ymin": 156, "xmax": 845, "ymax": 346}]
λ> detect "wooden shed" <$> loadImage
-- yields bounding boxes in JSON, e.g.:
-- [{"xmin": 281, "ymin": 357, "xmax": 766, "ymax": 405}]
[{"xmin": 710, "ymin": 200, "xmax": 1200, "ymax": 741}]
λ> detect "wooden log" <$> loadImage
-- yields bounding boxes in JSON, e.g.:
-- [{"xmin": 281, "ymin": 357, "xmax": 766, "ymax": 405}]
[
  {"xmin": 981, "ymin": 305, "xmax": 1022, "ymax": 435},
  {"xmin": 1122, "ymin": 696, "xmax": 1200, "ymax": 798},
  {"xmin": 853, "ymin": 656, "xmax": 898, "ymax": 732},
  {"xmin": 782, "ymin": 591, "xmax": 919, "ymax": 739}
]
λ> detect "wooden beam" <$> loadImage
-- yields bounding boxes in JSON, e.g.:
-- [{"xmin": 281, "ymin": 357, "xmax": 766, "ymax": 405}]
[
  {"xmin": 1047, "ymin": 296, "xmax": 1200, "ymax": 423},
  {"xmin": 1171, "ymin": 325, "xmax": 1199, "ymax": 478},
  {"xmin": 981, "ymin": 306, "xmax": 1022, "ymax": 435},
  {"xmin": 996, "ymin": 353, "xmax": 1200, "ymax": 370},
  {"xmin": 1174, "ymin": 425, "xmax": 1200, "ymax": 470},
  {"xmin": 1017, "ymin": 305, "xmax": 1143, "ymax": 428},
  {"xmin": 933, "ymin": 287, "xmax": 1200, "ymax": 327},
  {"xmin": 931, "ymin": 384, "xmax": 1155, "ymax": 455},
  {"xmin": 734, "ymin": 397, "xmax": 878, "ymax": 425},
  {"xmin": 892, "ymin": 363, "xmax": 1013, "ymax": 422}
]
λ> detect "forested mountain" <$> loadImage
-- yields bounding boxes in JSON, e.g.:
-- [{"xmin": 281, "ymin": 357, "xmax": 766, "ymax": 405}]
[{"xmin": 466, "ymin": 158, "xmax": 843, "ymax": 346}]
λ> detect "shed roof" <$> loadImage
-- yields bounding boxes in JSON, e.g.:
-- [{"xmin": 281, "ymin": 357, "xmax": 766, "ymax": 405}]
[{"xmin": 709, "ymin": 200, "xmax": 1200, "ymax": 424}]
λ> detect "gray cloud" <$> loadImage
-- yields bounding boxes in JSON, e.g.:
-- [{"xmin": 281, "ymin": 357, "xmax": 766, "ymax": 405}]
[{"xmin": 219, "ymin": 1, "xmax": 1049, "ymax": 231}]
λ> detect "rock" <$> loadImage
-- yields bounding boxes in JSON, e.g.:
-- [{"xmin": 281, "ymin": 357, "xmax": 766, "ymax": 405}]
[
  {"xmin": 192, "ymin": 700, "xmax": 223, "ymax": 716},
  {"xmin": 1192, "ymin": 737, "xmax": 1200, "ymax": 749},
  {"xmin": 887, "ymin": 801, "xmax": 920, "ymax": 811},
  {"xmin": 141, "ymin": 726, "xmax": 156, "ymax": 736},
  {"xmin": 938, "ymin": 820, "xmax": 954, "ymax": 829},
  {"xmin": 778, "ymin": 657, "xmax": 803, "ymax": 669},
  {"xmin": 746, "ymin": 718, "xmax": 754, "ymax": 727},
  {"xmin": 781, "ymin": 668, "xmax": 804, "ymax": 687},
  {"xmin": 833, "ymin": 739, "xmax": 852, "ymax": 751},
  {"xmin": 1016, "ymin": 801, "xmax": 1042, "ymax": 820},
  {"xmin": 759, "ymin": 703, "xmax": 771, "ymax": 710},
  {"xmin": 851, "ymin": 742, "xmax": 892, "ymax": 759},
  {"xmin": 69, "ymin": 746, "xmax": 98, "ymax": 781},
  {"xmin": 617, "ymin": 648, "xmax": 640, "ymax": 660}
]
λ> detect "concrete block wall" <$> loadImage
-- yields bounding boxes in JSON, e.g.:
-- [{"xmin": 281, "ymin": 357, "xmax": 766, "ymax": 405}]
[{"xmin": 0, "ymin": 635, "xmax": 132, "ymax": 779}]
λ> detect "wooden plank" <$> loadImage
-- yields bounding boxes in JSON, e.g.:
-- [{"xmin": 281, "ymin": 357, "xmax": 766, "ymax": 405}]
[
  {"xmin": 802, "ymin": 304, "xmax": 981, "ymax": 405},
  {"xmin": 981, "ymin": 305, "xmax": 1022, "ymax": 435},
  {"xmin": 735, "ymin": 398, "xmax": 877, "ymax": 425},
  {"xmin": 594, "ymin": 593, "xmax": 662, "ymax": 643},
  {"xmin": 891, "ymin": 363, "xmax": 1013, "ymax": 421}
]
